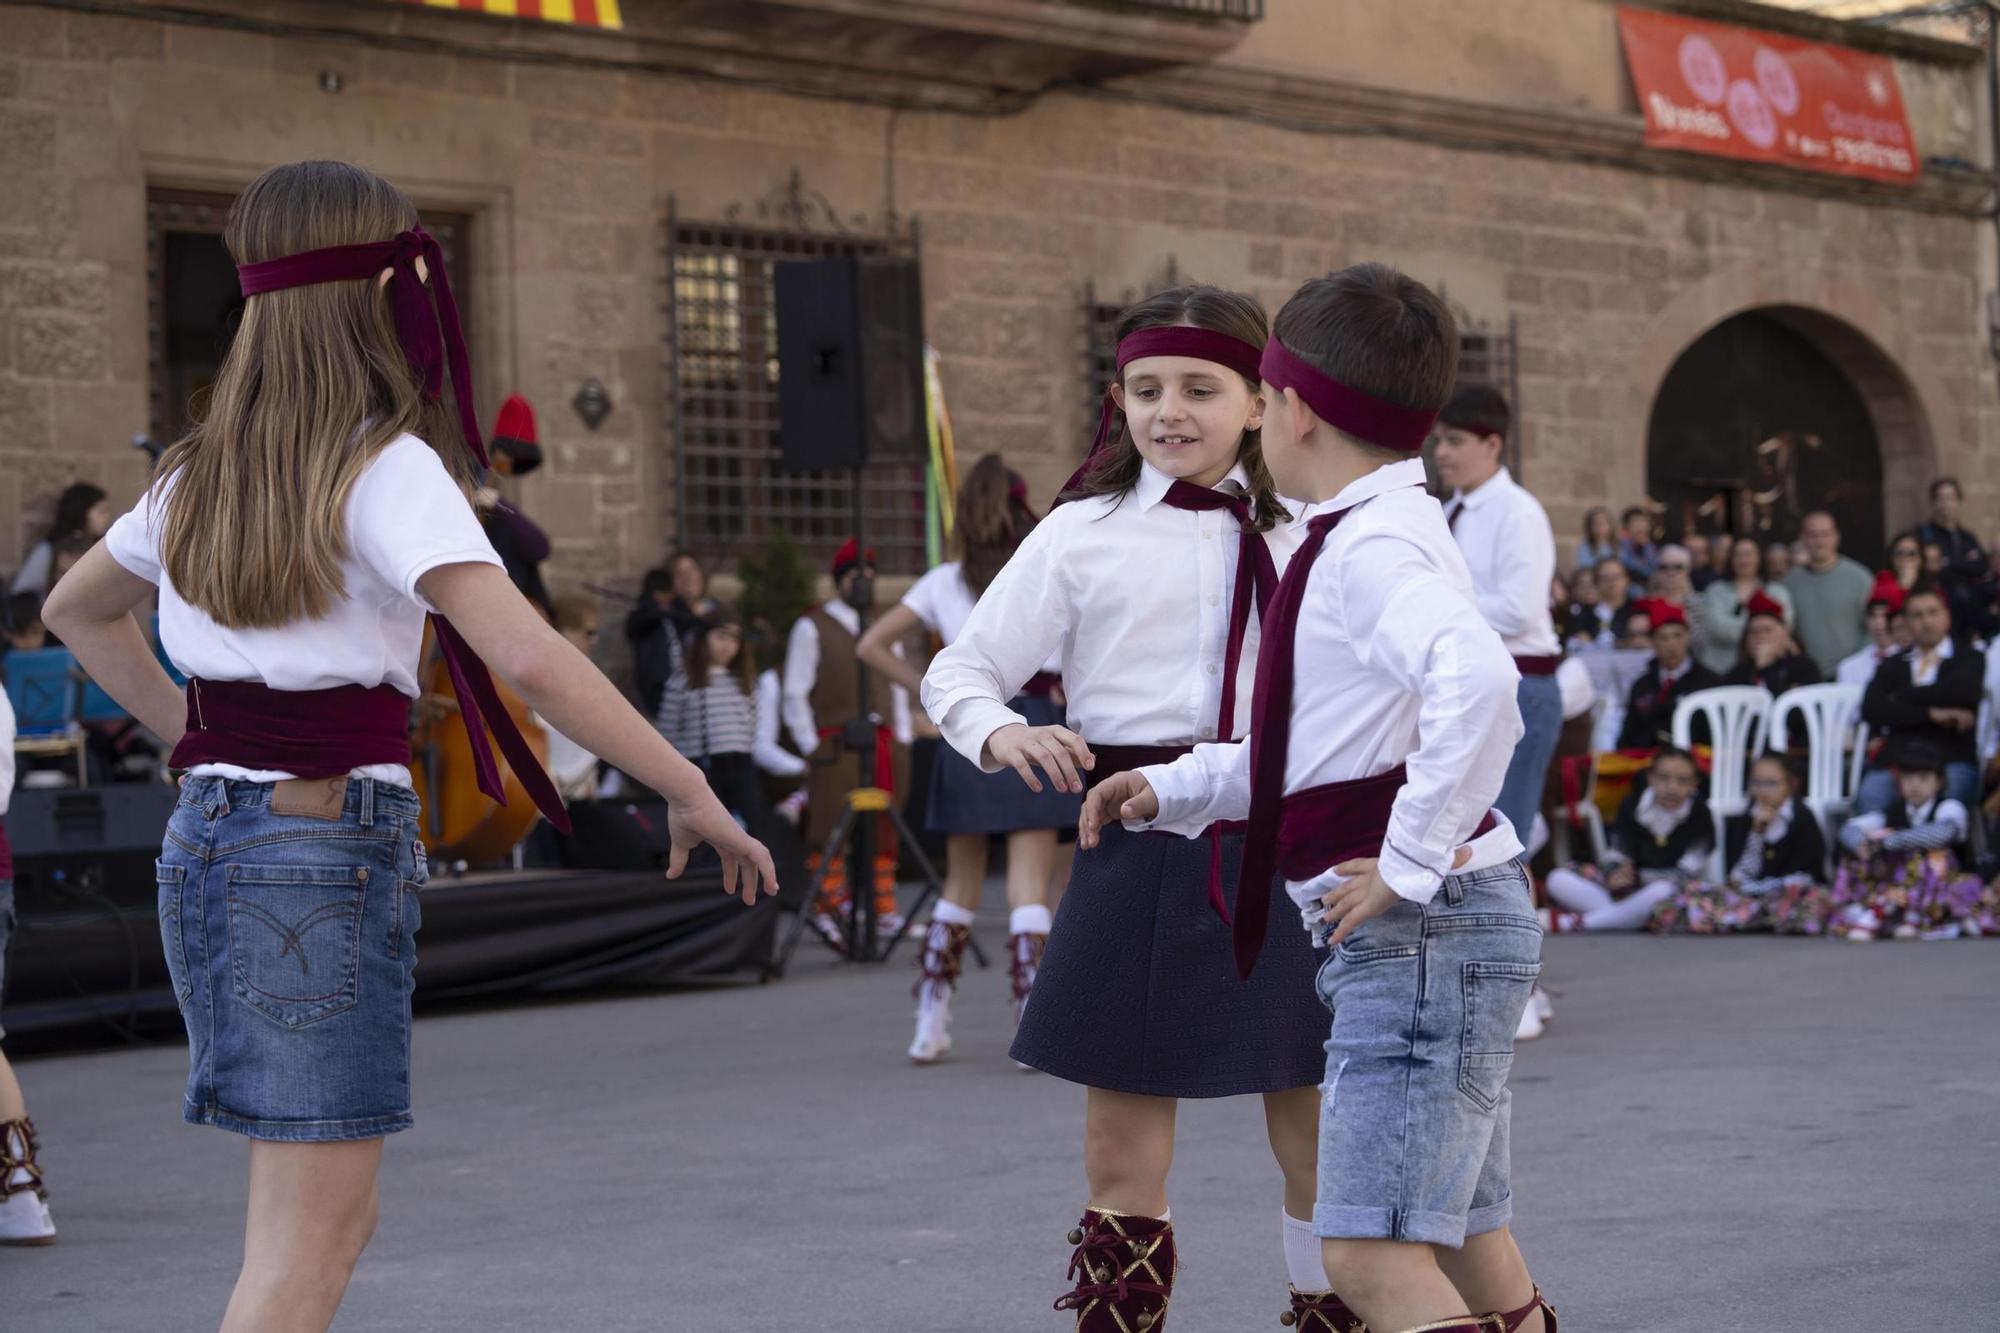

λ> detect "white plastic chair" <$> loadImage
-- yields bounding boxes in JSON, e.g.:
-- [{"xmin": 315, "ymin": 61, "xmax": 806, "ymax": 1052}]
[
  {"xmin": 1672, "ymin": 685, "xmax": 1773, "ymax": 880},
  {"xmin": 1769, "ymin": 683, "xmax": 1865, "ymax": 841}
]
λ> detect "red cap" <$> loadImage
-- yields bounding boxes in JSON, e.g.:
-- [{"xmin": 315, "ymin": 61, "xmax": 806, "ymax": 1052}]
[
  {"xmin": 1646, "ymin": 597, "xmax": 1687, "ymax": 630},
  {"xmin": 493, "ymin": 394, "xmax": 537, "ymax": 445},
  {"xmin": 832, "ymin": 538, "xmax": 876, "ymax": 581},
  {"xmin": 1869, "ymin": 570, "xmax": 1906, "ymax": 614},
  {"xmin": 1744, "ymin": 590, "xmax": 1786, "ymax": 623}
]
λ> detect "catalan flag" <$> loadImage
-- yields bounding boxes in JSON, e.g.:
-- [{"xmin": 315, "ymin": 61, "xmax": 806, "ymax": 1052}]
[{"xmin": 400, "ymin": 0, "xmax": 623, "ymax": 31}]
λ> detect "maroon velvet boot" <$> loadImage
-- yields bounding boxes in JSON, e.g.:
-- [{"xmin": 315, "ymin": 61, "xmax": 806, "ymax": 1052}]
[
  {"xmin": 1053, "ymin": 1208, "xmax": 1175, "ymax": 1331},
  {"xmin": 1280, "ymin": 1287, "xmax": 1368, "ymax": 1331}
]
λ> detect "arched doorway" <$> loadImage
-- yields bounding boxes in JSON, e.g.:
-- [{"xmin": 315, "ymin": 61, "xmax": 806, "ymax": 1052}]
[{"xmin": 1646, "ymin": 307, "xmax": 1917, "ymax": 568}]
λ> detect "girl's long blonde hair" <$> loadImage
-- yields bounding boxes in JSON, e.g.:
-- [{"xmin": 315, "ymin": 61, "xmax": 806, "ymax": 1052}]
[{"xmin": 156, "ymin": 160, "xmax": 475, "ymax": 628}]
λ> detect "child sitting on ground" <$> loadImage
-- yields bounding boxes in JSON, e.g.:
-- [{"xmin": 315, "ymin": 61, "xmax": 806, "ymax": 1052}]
[
  {"xmin": 1546, "ymin": 746, "xmax": 1712, "ymax": 931},
  {"xmin": 1650, "ymin": 753, "xmax": 1827, "ymax": 934},
  {"xmin": 1831, "ymin": 742, "xmax": 1997, "ymax": 940}
]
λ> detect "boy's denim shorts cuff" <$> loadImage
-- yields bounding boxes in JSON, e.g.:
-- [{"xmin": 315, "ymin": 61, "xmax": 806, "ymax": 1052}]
[
  {"xmin": 1312, "ymin": 1194, "xmax": 1512, "ymax": 1249},
  {"xmin": 185, "ymin": 1100, "xmax": 414, "ymax": 1143}
]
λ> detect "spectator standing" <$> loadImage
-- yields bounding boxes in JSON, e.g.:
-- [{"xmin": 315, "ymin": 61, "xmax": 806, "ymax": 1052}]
[
  {"xmin": 1591, "ymin": 556, "xmax": 1640, "ymax": 646},
  {"xmin": 1576, "ymin": 506, "xmax": 1619, "ymax": 573},
  {"xmin": 1617, "ymin": 505, "xmax": 1658, "ymax": 583},
  {"xmin": 1693, "ymin": 536, "xmax": 1793, "ymax": 675},
  {"xmin": 1914, "ymin": 478, "xmax": 1987, "ymax": 589},
  {"xmin": 624, "ymin": 550, "xmax": 717, "ymax": 722},
  {"xmin": 1684, "ymin": 533, "xmax": 1718, "ymax": 591},
  {"xmin": 12, "ymin": 484, "xmax": 110, "ymax": 597},
  {"xmin": 1703, "ymin": 530, "xmax": 1734, "ymax": 589},
  {"xmin": 1764, "ymin": 541, "xmax": 1793, "ymax": 584},
  {"xmin": 1784, "ymin": 511, "xmax": 1874, "ymax": 676},
  {"xmin": 1884, "ymin": 532, "xmax": 1924, "ymax": 597}
]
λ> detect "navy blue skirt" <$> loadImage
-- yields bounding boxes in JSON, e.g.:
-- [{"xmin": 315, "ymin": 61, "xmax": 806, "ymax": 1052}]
[
  {"xmin": 1011, "ymin": 821, "xmax": 1328, "ymax": 1098},
  {"xmin": 925, "ymin": 694, "xmax": 1083, "ymax": 835}
]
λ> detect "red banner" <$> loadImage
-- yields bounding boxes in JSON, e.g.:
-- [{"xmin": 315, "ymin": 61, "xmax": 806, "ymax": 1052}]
[{"xmin": 1617, "ymin": 7, "xmax": 1917, "ymax": 185}]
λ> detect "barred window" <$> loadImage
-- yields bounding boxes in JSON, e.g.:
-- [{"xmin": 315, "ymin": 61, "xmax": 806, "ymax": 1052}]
[{"xmin": 668, "ymin": 220, "xmax": 926, "ymax": 574}]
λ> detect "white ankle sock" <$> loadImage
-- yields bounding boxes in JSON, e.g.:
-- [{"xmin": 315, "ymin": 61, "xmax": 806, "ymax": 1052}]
[
  {"xmin": 1283, "ymin": 1210, "xmax": 1327, "ymax": 1291},
  {"xmin": 1009, "ymin": 903, "xmax": 1052, "ymax": 935},
  {"xmin": 933, "ymin": 900, "xmax": 976, "ymax": 927}
]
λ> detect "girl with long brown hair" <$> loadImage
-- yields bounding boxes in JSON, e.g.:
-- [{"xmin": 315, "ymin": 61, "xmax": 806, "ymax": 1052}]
[
  {"xmin": 42, "ymin": 160, "xmax": 775, "ymax": 1332},
  {"xmin": 921, "ymin": 286, "xmax": 1327, "ymax": 1329},
  {"xmin": 858, "ymin": 454, "xmax": 1077, "ymax": 1064}
]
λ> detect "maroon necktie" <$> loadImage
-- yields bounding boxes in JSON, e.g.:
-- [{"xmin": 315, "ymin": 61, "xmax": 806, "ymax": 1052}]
[
  {"xmin": 1234, "ymin": 507, "xmax": 1350, "ymax": 977},
  {"xmin": 1160, "ymin": 481, "xmax": 1279, "ymax": 919}
]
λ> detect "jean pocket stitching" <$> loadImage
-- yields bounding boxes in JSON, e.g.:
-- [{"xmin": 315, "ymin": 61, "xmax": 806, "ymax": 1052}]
[
  {"xmin": 1458, "ymin": 960, "xmax": 1541, "ymax": 1113},
  {"xmin": 225, "ymin": 865, "xmax": 368, "ymax": 1030},
  {"xmin": 156, "ymin": 862, "xmax": 193, "ymax": 1006}
]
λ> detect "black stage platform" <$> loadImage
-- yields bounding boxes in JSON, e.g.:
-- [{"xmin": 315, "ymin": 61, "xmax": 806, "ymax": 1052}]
[{"xmin": 1, "ymin": 786, "xmax": 792, "ymax": 1049}]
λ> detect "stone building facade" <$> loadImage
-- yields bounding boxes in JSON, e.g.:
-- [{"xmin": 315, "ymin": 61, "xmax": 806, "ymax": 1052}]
[{"xmin": 1, "ymin": 0, "xmax": 1993, "ymax": 599}]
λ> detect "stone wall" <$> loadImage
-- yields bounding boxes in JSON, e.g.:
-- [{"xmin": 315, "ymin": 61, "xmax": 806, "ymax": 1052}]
[{"xmin": 0, "ymin": 1, "xmax": 1992, "ymax": 606}]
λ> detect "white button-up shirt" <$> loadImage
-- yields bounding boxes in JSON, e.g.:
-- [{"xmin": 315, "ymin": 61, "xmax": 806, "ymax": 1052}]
[
  {"xmin": 1444, "ymin": 466, "xmax": 1560, "ymax": 659},
  {"xmin": 922, "ymin": 461, "xmax": 1302, "ymax": 766},
  {"xmin": 1134, "ymin": 459, "xmax": 1525, "ymax": 911}
]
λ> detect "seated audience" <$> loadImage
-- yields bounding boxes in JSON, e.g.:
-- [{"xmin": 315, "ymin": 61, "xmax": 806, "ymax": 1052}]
[
  {"xmin": 1835, "ymin": 575, "xmax": 1904, "ymax": 690},
  {"xmin": 1726, "ymin": 591, "xmax": 1821, "ymax": 695},
  {"xmin": 1856, "ymin": 581, "xmax": 1983, "ymax": 814},
  {"xmin": 1615, "ymin": 599, "xmax": 1720, "ymax": 751},
  {"xmin": 13, "ymin": 483, "xmax": 110, "ymax": 596},
  {"xmin": 1694, "ymin": 536, "xmax": 1793, "ymax": 675},
  {"xmin": 1650, "ymin": 754, "xmax": 1829, "ymax": 935},
  {"xmin": 1832, "ymin": 742, "xmax": 1997, "ymax": 940},
  {"xmin": 1546, "ymin": 746, "xmax": 1713, "ymax": 931}
]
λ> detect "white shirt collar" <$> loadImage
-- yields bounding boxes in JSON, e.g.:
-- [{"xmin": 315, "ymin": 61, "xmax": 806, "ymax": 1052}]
[
  {"xmin": 1635, "ymin": 787, "xmax": 1694, "ymax": 840},
  {"xmin": 1660, "ymin": 657, "xmax": 1693, "ymax": 683},
  {"xmin": 1449, "ymin": 465, "xmax": 1515, "ymax": 512},
  {"xmin": 1134, "ymin": 459, "xmax": 1252, "ymax": 512},
  {"xmin": 1290, "ymin": 457, "xmax": 1428, "ymax": 530},
  {"xmin": 1910, "ymin": 637, "xmax": 1956, "ymax": 663}
]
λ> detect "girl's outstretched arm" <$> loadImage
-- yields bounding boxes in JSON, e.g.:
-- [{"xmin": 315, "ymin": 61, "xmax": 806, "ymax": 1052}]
[{"xmin": 420, "ymin": 561, "xmax": 778, "ymax": 901}]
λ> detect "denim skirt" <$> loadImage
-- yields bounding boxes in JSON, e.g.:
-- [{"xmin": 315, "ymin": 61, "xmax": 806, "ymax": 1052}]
[{"xmin": 159, "ymin": 776, "xmax": 426, "ymax": 1142}]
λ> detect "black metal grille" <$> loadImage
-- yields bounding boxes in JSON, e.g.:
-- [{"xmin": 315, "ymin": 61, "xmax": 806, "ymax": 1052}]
[
  {"xmin": 1080, "ymin": 283, "xmax": 1125, "ymax": 455},
  {"xmin": 667, "ymin": 215, "xmax": 926, "ymax": 574},
  {"xmin": 1454, "ymin": 314, "xmax": 1523, "ymax": 479},
  {"xmin": 1086, "ymin": 0, "xmax": 1264, "ymax": 18}
]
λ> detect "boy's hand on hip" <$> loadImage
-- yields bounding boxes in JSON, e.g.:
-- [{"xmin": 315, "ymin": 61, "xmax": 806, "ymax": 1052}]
[
  {"xmin": 1078, "ymin": 771, "xmax": 1156, "ymax": 850},
  {"xmin": 1321, "ymin": 859, "xmax": 1401, "ymax": 949}
]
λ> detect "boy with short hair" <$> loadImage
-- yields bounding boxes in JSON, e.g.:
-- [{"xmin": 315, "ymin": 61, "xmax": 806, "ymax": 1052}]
[{"xmin": 1082, "ymin": 264, "xmax": 1553, "ymax": 1332}]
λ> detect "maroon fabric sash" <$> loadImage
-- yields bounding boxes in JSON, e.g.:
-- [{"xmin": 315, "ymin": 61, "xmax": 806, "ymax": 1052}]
[
  {"xmin": 1020, "ymin": 672, "xmax": 1062, "ymax": 700},
  {"xmin": 1277, "ymin": 767, "xmax": 1497, "ymax": 883},
  {"xmin": 1086, "ymin": 744, "xmax": 1194, "ymax": 795},
  {"xmin": 167, "ymin": 615, "xmax": 572, "ymax": 833},
  {"xmin": 237, "ymin": 227, "xmax": 486, "ymax": 469},
  {"xmin": 1513, "ymin": 655, "xmax": 1560, "ymax": 676}
]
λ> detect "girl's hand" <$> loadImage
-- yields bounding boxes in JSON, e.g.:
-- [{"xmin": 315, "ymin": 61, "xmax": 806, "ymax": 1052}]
[
  {"xmin": 985, "ymin": 723, "xmax": 1094, "ymax": 794},
  {"xmin": 667, "ymin": 794, "xmax": 779, "ymax": 905},
  {"xmin": 1078, "ymin": 771, "xmax": 1157, "ymax": 849}
]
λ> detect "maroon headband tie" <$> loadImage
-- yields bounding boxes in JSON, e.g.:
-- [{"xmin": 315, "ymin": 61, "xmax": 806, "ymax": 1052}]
[
  {"xmin": 1258, "ymin": 338, "xmax": 1438, "ymax": 455},
  {"xmin": 1059, "ymin": 325, "xmax": 1266, "ymax": 500},
  {"xmin": 237, "ymin": 227, "xmax": 486, "ymax": 468}
]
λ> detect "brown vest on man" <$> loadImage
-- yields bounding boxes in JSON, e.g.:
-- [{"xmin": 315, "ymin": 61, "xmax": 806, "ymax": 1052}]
[{"xmin": 803, "ymin": 606, "xmax": 910, "ymax": 846}]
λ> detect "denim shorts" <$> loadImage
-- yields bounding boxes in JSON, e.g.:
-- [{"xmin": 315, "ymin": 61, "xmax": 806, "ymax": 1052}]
[
  {"xmin": 1312, "ymin": 863, "xmax": 1541, "ymax": 1248},
  {"xmin": 0, "ymin": 877, "xmax": 13, "ymax": 1041},
  {"xmin": 159, "ymin": 777, "xmax": 427, "ymax": 1142}
]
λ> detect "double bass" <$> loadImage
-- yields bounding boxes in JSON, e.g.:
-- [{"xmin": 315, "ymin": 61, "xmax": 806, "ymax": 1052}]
[{"xmin": 408, "ymin": 621, "xmax": 551, "ymax": 863}]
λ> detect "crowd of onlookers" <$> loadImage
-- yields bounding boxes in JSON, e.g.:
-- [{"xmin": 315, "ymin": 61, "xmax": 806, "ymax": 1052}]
[{"xmin": 1539, "ymin": 478, "xmax": 2000, "ymax": 942}]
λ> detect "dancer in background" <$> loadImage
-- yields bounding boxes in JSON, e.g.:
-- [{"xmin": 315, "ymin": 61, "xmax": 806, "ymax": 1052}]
[
  {"xmin": 858, "ymin": 454, "xmax": 1075, "ymax": 1064},
  {"xmin": 0, "ymin": 679, "xmax": 56, "ymax": 1246},
  {"xmin": 41, "ymin": 160, "xmax": 775, "ymax": 1333}
]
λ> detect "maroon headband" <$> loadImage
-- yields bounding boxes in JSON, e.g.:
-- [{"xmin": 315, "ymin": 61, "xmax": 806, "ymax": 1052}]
[
  {"xmin": 1060, "ymin": 325, "xmax": 1266, "ymax": 500},
  {"xmin": 1258, "ymin": 338, "xmax": 1438, "ymax": 454},
  {"xmin": 237, "ymin": 227, "xmax": 486, "ymax": 468}
]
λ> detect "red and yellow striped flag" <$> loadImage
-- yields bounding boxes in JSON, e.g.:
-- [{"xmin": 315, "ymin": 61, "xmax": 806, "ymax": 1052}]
[{"xmin": 400, "ymin": 0, "xmax": 623, "ymax": 31}]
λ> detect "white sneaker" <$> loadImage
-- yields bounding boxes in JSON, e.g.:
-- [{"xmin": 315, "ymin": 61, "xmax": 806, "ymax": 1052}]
[
  {"xmin": 0, "ymin": 1190, "xmax": 56, "ymax": 1246},
  {"xmin": 908, "ymin": 988, "xmax": 953, "ymax": 1064},
  {"xmin": 1533, "ymin": 986, "xmax": 1554, "ymax": 1024},
  {"xmin": 1514, "ymin": 1001, "xmax": 1545, "ymax": 1043}
]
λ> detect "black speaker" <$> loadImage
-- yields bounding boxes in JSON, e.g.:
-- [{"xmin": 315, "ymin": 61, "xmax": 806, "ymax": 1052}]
[{"xmin": 773, "ymin": 256, "xmax": 925, "ymax": 473}]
